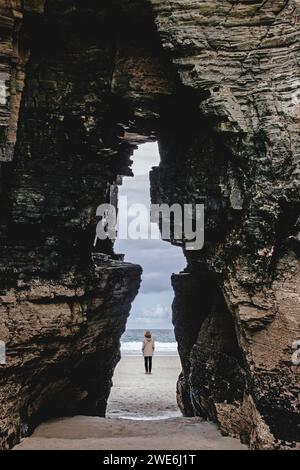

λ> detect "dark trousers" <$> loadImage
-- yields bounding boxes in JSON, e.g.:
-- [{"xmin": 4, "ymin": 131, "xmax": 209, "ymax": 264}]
[{"xmin": 144, "ymin": 356, "xmax": 152, "ymax": 373}]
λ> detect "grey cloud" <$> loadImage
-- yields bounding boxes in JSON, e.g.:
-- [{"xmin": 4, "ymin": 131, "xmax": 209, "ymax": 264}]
[{"xmin": 115, "ymin": 143, "xmax": 185, "ymax": 329}]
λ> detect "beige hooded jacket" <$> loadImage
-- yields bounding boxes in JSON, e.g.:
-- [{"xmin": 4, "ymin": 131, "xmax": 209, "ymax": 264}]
[{"xmin": 142, "ymin": 336, "xmax": 155, "ymax": 357}]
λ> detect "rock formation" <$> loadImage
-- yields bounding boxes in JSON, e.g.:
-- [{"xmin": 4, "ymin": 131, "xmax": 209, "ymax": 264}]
[
  {"xmin": 150, "ymin": 0, "xmax": 300, "ymax": 449},
  {"xmin": 0, "ymin": 0, "xmax": 299, "ymax": 450},
  {"xmin": 0, "ymin": 0, "xmax": 142, "ymax": 449}
]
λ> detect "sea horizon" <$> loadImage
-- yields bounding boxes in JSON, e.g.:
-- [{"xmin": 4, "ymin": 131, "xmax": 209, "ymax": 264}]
[{"xmin": 121, "ymin": 328, "xmax": 178, "ymax": 356}]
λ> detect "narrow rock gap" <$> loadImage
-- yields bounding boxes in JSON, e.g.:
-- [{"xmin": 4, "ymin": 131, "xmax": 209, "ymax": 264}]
[
  {"xmin": 0, "ymin": 0, "xmax": 298, "ymax": 451},
  {"xmin": 107, "ymin": 141, "xmax": 185, "ymax": 421}
]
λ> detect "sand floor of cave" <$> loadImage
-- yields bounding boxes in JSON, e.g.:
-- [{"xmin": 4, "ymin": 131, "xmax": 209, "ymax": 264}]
[{"xmin": 14, "ymin": 356, "xmax": 246, "ymax": 450}]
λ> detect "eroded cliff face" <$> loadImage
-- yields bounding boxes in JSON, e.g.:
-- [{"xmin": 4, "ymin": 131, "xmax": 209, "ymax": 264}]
[
  {"xmin": 149, "ymin": 0, "xmax": 300, "ymax": 449},
  {"xmin": 0, "ymin": 1, "xmax": 44, "ymax": 162},
  {"xmin": 0, "ymin": 0, "xmax": 299, "ymax": 450},
  {"xmin": 0, "ymin": 0, "xmax": 143, "ymax": 448}
]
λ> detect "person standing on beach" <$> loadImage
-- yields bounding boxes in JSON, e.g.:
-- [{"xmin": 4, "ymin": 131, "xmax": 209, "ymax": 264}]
[{"xmin": 142, "ymin": 331, "xmax": 155, "ymax": 374}]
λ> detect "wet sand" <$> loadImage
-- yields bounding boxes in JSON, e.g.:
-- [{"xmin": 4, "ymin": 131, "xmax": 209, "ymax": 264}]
[
  {"xmin": 107, "ymin": 355, "xmax": 182, "ymax": 420},
  {"xmin": 14, "ymin": 355, "xmax": 246, "ymax": 450}
]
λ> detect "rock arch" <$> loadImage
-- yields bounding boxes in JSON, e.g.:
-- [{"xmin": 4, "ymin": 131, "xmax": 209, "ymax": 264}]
[{"xmin": 0, "ymin": 0, "xmax": 299, "ymax": 449}]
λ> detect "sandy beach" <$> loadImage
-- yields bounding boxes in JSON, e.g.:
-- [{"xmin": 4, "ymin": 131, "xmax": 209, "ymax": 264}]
[
  {"xmin": 14, "ymin": 355, "xmax": 246, "ymax": 450},
  {"xmin": 107, "ymin": 355, "xmax": 182, "ymax": 420}
]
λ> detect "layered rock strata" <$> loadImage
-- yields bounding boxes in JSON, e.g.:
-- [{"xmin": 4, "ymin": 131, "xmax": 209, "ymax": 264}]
[
  {"xmin": 0, "ymin": 0, "xmax": 143, "ymax": 449},
  {"xmin": 0, "ymin": 0, "xmax": 299, "ymax": 450},
  {"xmin": 149, "ymin": 0, "xmax": 300, "ymax": 449}
]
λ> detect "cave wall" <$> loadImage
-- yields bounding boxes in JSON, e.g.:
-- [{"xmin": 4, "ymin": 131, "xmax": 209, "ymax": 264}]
[
  {"xmin": 0, "ymin": 0, "xmax": 180, "ymax": 449},
  {"xmin": 151, "ymin": 84, "xmax": 300, "ymax": 447},
  {"xmin": 149, "ymin": 0, "xmax": 300, "ymax": 448},
  {"xmin": 0, "ymin": 1, "xmax": 45, "ymax": 163},
  {"xmin": 0, "ymin": 0, "xmax": 299, "ymax": 450},
  {"xmin": 0, "ymin": 0, "xmax": 145, "ymax": 448}
]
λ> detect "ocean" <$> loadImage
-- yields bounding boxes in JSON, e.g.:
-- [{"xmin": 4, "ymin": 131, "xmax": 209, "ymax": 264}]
[{"xmin": 121, "ymin": 329, "xmax": 178, "ymax": 356}]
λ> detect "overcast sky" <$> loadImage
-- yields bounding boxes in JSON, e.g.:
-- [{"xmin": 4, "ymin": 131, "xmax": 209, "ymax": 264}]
[{"xmin": 114, "ymin": 142, "xmax": 185, "ymax": 329}]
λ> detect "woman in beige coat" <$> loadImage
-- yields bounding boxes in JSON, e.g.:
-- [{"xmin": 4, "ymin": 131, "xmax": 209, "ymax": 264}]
[{"xmin": 142, "ymin": 331, "xmax": 155, "ymax": 374}]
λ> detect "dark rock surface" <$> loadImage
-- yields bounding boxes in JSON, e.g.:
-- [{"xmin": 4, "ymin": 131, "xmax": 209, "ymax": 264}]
[
  {"xmin": 0, "ymin": 0, "xmax": 299, "ymax": 450},
  {"xmin": 0, "ymin": 0, "xmax": 142, "ymax": 449},
  {"xmin": 149, "ymin": 0, "xmax": 300, "ymax": 449}
]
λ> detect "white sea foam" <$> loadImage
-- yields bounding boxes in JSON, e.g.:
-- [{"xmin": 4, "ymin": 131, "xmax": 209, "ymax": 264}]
[{"xmin": 121, "ymin": 341, "xmax": 178, "ymax": 356}]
